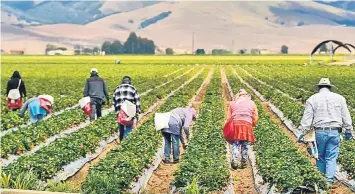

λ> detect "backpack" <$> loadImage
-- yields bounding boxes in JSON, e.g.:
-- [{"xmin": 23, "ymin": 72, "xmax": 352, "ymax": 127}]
[{"xmin": 8, "ymin": 79, "xmax": 21, "ymax": 100}]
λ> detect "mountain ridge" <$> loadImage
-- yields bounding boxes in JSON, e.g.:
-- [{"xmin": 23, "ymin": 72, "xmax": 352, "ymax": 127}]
[{"xmin": 1, "ymin": 1, "xmax": 355, "ymax": 54}]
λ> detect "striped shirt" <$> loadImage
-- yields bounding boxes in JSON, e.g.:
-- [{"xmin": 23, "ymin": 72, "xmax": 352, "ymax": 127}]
[{"xmin": 113, "ymin": 84, "xmax": 141, "ymax": 113}]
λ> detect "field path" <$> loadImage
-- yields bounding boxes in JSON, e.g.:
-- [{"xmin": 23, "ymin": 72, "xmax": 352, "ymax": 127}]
[
  {"xmin": 66, "ymin": 67, "xmax": 204, "ymax": 188},
  {"xmin": 221, "ymin": 67, "xmax": 256, "ymax": 194},
  {"xmin": 144, "ymin": 68, "xmax": 214, "ymax": 194},
  {"xmin": 233, "ymin": 67, "xmax": 354, "ymax": 194}
]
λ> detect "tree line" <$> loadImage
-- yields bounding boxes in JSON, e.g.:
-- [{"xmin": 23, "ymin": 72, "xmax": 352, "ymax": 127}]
[{"xmin": 101, "ymin": 32, "xmax": 156, "ymax": 54}]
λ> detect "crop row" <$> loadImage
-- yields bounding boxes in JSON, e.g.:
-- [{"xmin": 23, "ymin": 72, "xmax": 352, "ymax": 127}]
[
  {"xmin": 2, "ymin": 67, "xmax": 204, "ymax": 183},
  {"xmin": 226, "ymin": 69, "xmax": 328, "ymax": 192},
  {"xmin": 235, "ymin": 66, "xmax": 355, "ymax": 180},
  {"xmin": 1, "ymin": 109, "xmax": 87, "ymax": 158},
  {"xmin": 172, "ymin": 69, "xmax": 229, "ymax": 192},
  {"xmin": 1, "ymin": 67, "xmax": 198, "ymax": 159},
  {"xmin": 234, "ymin": 67, "xmax": 304, "ymax": 125},
  {"xmin": 82, "ymin": 69, "xmax": 208, "ymax": 193},
  {"xmin": 241, "ymin": 64, "xmax": 355, "ymax": 108},
  {"xmin": 1, "ymin": 65, "xmax": 184, "ymax": 130}
]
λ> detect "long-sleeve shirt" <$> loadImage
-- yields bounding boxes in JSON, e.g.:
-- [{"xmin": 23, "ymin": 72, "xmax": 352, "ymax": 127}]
[
  {"xmin": 162, "ymin": 107, "xmax": 195, "ymax": 135},
  {"xmin": 84, "ymin": 75, "xmax": 109, "ymax": 101},
  {"xmin": 6, "ymin": 78, "xmax": 26, "ymax": 98},
  {"xmin": 172, "ymin": 108, "xmax": 195, "ymax": 130},
  {"xmin": 113, "ymin": 84, "xmax": 141, "ymax": 113},
  {"xmin": 300, "ymin": 88, "xmax": 353, "ymax": 134},
  {"xmin": 228, "ymin": 99, "xmax": 258, "ymax": 127}
]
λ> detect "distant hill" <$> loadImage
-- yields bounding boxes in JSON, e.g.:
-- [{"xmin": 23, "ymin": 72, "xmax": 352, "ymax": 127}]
[{"xmin": 2, "ymin": 1, "xmax": 355, "ymax": 54}]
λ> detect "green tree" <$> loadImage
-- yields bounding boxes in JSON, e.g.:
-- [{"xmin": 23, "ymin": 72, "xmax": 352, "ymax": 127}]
[
  {"xmin": 281, "ymin": 45, "xmax": 288, "ymax": 54},
  {"xmin": 110, "ymin": 40, "xmax": 123, "ymax": 54},
  {"xmin": 195, "ymin": 49, "xmax": 205, "ymax": 55},
  {"xmin": 212, "ymin": 49, "xmax": 231, "ymax": 55},
  {"xmin": 83, "ymin": 48, "xmax": 93, "ymax": 54},
  {"xmin": 123, "ymin": 32, "xmax": 138, "ymax": 54},
  {"xmin": 101, "ymin": 41, "xmax": 112, "ymax": 54},
  {"xmin": 93, "ymin": 47, "xmax": 100, "ymax": 54},
  {"xmin": 166, "ymin": 48, "xmax": 174, "ymax": 55}
]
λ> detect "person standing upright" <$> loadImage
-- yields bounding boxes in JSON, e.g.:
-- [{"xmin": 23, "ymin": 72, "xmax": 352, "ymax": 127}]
[
  {"xmin": 84, "ymin": 68, "xmax": 109, "ymax": 121},
  {"xmin": 113, "ymin": 76, "xmax": 141, "ymax": 141},
  {"xmin": 6, "ymin": 71, "xmax": 27, "ymax": 111},
  {"xmin": 298, "ymin": 78, "xmax": 353, "ymax": 187}
]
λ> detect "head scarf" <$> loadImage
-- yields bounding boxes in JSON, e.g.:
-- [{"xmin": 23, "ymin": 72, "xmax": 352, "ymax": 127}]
[
  {"xmin": 235, "ymin": 88, "xmax": 251, "ymax": 104},
  {"xmin": 11, "ymin": 71, "xmax": 21, "ymax": 79}
]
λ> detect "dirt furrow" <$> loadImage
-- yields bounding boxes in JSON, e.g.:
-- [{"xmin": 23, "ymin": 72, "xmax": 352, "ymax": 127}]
[
  {"xmin": 234, "ymin": 68, "xmax": 354, "ymax": 194},
  {"xmin": 66, "ymin": 68, "xmax": 205, "ymax": 189},
  {"xmin": 221, "ymin": 67, "xmax": 256, "ymax": 194},
  {"xmin": 144, "ymin": 68, "xmax": 214, "ymax": 194}
]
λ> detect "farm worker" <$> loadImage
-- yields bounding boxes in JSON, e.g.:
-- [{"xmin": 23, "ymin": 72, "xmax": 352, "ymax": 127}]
[
  {"xmin": 19, "ymin": 95, "xmax": 54, "ymax": 123},
  {"xmin": 113, "ymin": 76, "xmax": 141, "ymax": 141},
  {"xmin": 161, "ymin": 107, "xmax": 196, "ymax": 164},
  {"xmin": 224, "ymin": 89, "xmax": 258, "ymax": 170},
  {"xmin": 298, "ymin": 78, "xmax": 353, "ymax": 186},
  {"xmin": 84, "ymin": 68, "xmax": 109, "ymax": 121},
  {"xmin": 6, "ymin": 71, "xmax": 27, "ymax": 111}
]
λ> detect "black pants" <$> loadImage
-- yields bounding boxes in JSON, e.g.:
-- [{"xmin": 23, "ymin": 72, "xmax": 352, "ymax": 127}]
[{"xmin": 90, "ymin": 98, "xmax": 102, "ymax": 120}]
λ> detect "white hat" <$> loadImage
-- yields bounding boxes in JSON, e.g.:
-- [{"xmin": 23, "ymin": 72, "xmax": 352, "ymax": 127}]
[
  {"xmin": 316, "ymin": 78, "xmax": 336, "ymax": 91},
  {"xmin": 38, "ymin": 95, "xmax": 54, "ymax": 105},
  {"xmin": 90, "ymin": 68, "xmax": 98, "ymax": 73}
]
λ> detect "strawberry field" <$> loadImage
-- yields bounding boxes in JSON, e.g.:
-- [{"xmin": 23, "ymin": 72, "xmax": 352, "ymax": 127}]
[{"xmin": 1, "ymin": 55, "xmax": 354, "ymax": 193}]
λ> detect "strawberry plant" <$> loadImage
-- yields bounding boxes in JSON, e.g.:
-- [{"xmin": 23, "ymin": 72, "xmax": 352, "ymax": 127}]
[
  {"xmin": 227, "ymin": 69, "xmax": 328, "ymax": 192},
  {"xmin": 172, "ymin": 70, "xmax": 229, "ymax": 192},
  {"xmin": 82, "ymin": 69, "xmax": 208, "ymax": 193},
  {"xmin": 2, "ymin": 67, "xmax": 205, "ymax": 184}
]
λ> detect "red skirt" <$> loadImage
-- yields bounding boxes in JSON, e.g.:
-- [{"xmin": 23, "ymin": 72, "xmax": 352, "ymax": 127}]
[{"xmin": 223, "ymin": 120, "xmax": 255, "ymax": 144}]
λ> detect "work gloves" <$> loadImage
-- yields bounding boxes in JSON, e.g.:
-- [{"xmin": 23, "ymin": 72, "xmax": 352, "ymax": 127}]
[
  {"xmin": 297, "ymin": 134, "xmax": 304, "ymax": 143},
  {"xmin": 345, "ymin": 130, "xmax": 354, "ymax": 141}
]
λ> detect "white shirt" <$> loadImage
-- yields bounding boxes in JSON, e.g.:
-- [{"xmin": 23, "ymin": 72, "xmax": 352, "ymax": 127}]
[{"xmin": 300, "ymin": 88, "xmax": 353, "ymax": 133}]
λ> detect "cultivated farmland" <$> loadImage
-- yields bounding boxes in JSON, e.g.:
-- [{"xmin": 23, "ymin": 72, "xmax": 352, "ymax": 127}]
[{"xmin": 1, "ymin": 55, "xmax": 354, "ymax": 194}]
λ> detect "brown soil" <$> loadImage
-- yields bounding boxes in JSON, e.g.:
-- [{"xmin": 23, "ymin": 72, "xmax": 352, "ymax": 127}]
[
  {"xmin": 144, "ymin": 68, "xmax": 214, "ymax": 194},
  {"xmin": 65, "ymin": 97, "xmax": 171, "ymax": 188},
  {"xmin": 235, "ymin": 70, "xmax": 354, "ymax": 194},
  {"xmin": 221, "ymin": 67, "xmax": 256, "ymax": 194}
]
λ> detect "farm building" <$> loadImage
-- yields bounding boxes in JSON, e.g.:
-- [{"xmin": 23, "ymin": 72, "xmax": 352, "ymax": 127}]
[
  {"xmin": 10, "ymin": 50, "xmax": 24, "ymax": 55},
  {"xmin": 47, "ymin": 49, "xmax": 64, "ymax": 55}
]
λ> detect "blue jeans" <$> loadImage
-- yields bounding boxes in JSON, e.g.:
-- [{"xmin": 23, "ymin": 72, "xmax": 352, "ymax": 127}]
[
  {"xmin": 316, "ymin": 130, "xmax": 340, "ymax": 183},
  {"xmin": 118, "ymin": 124, "xmax": 133, "ymax": 141},
  {"xmin": 232, "ymin": 140, "xmax": 249, "ymax": 163},
  {"xmin": 162, "ymin": 132, "xmax": 180, "ymax": 162}
]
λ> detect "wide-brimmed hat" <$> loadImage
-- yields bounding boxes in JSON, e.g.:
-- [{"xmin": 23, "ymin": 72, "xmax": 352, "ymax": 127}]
[
  {"xmin": 90, "ymin": 68, "xmax": 98, "ymax": 73},
  {"xmin": 315, "ymin": 78, "xmax": 336, "ymax": 92}
]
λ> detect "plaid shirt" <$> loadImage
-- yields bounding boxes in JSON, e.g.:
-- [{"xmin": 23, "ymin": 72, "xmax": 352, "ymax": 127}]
[{"xmin": 113, "ymin": 84, "xmax": 141, "ymax": 113}]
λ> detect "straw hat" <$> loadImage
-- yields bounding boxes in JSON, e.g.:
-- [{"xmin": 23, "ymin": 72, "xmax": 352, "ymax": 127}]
[
  {"xmin": 315, "ymin": 78, "xmax": 337, "ymax": 92},
  {"xmin": 90, "ymin": 68, "xmax": 98, "ymax": 73}
]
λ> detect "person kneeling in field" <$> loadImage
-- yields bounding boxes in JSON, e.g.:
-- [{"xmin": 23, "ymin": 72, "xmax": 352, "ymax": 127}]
[
  {"xmin": 113, "ymin": 76, "xmax": 141, "ymax": 141},
  {"xmin": 224, "ymin": 89, "xmax": 258, "ymax": 170},
  {"xmin": 161, "ymin": 107, "xmax": 196, "ymax": 164},
  {"xmin": 19, "ymin": 95, "xmax": 54, "ymax": 123},
  {"xmin": 298, "ymin": 78, "xmax": 354, "ymax": 187}
]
